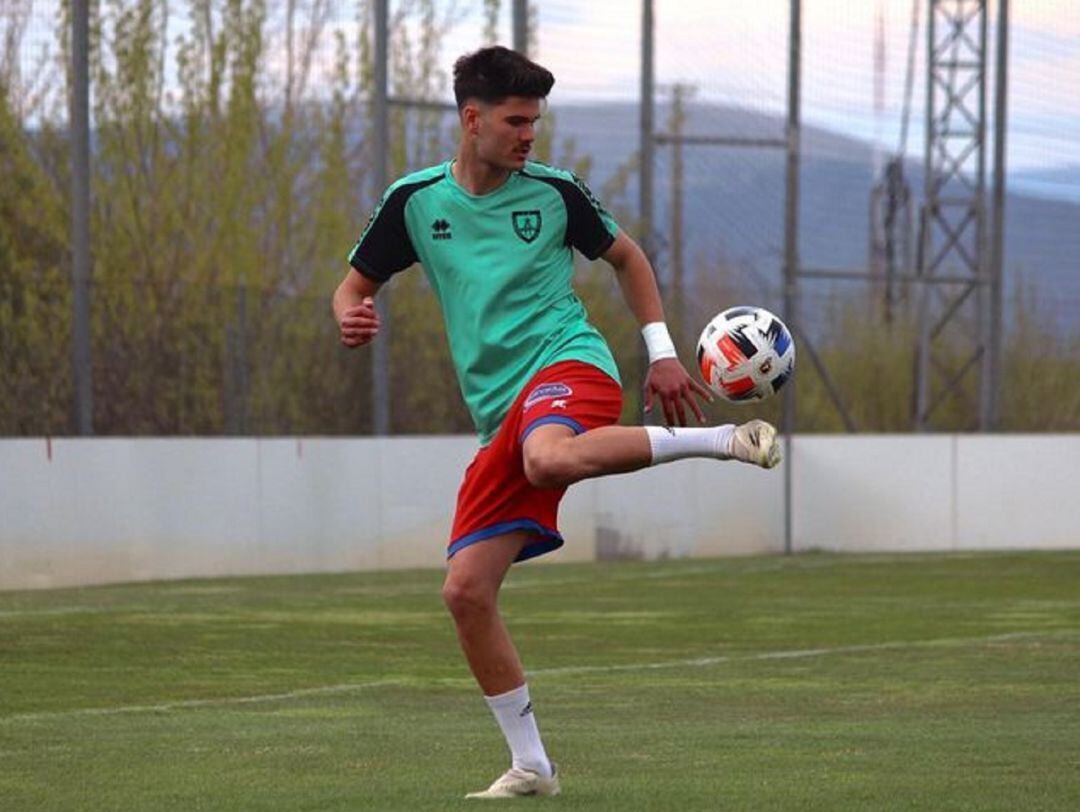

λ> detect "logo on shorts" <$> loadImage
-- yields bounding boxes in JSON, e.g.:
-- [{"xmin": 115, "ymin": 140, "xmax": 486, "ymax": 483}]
[{"xmin": 524, "ymin": 382, "xmax": 572, "ymax": 410}]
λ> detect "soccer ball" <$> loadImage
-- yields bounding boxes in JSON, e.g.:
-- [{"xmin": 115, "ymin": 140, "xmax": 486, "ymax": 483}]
[{"xmin": 696, "ymin": 306, "xmax": 796, "ymax": 402}]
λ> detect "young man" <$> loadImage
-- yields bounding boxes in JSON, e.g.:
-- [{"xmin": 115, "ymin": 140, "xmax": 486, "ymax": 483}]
[{"xmin": 333, "ymin": 46, "xmax": 780, "ymax": 799}]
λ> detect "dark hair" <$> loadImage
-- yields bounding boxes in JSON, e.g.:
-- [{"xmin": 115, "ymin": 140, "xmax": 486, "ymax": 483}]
[{"xmin": 453, "ymin": 46, "xmax": 555, "ymax": 109}]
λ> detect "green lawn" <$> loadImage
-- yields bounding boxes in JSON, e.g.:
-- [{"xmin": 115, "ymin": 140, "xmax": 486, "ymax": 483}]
[{"xmin": 1, "ymin": 552, "xmax": 1078, "ymax": 810}]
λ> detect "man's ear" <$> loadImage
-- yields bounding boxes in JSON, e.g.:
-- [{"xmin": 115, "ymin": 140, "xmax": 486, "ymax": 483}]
[{"xmin": 461, "ymin": 103, "xmax": 482, "ymax": 137}]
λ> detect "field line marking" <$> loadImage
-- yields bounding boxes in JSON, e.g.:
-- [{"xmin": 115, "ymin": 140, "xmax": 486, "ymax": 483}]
[
  {"xmin": 3, "ymin": 629, "xmax": 1074, "ymax": 725},
  {"xmin": 528, "ymin": 630, "xmax": 1077, "ymax": 677},
  {"xmin": 0, "ymin": 607, "xmax": 116, "ymax": 619},
  {"xmin": 1, "ymin": 680, "xmax": 406, "ymax": 724}
]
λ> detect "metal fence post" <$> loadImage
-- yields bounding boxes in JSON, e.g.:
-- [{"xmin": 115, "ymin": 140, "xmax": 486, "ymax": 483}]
[
  {"xmin": 513, "ymin": 0, "xmax": 528, "ymax": 55},
  {"xmin": 371, "ymin": 0, "xmax": 391, "ymax": 436},
  {"xmin": 70, "ymin": 0, "xmax": 94, "ymax": 434},
  {"xmin": 782, "ymin": 0, "xmax": 801, "ymax": 555},
  {"xmin": 987, "ymin": 0, "xmax": 1008, "ymax": 429},
  {"xmin": 639, "ymin": 0, "xmax": 655, "ymax": 424}
]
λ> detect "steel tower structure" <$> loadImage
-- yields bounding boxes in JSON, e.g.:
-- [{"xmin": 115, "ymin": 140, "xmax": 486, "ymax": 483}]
[{"xmin": 915, "ymin": 0, "xmax": 993, "ymax": 429}]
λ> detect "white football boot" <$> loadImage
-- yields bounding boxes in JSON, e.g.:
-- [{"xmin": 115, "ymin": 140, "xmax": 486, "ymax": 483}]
[
  {"xmin": 730, "ymin": 419, "xmax": 782, "ymax": 469},
  {"xmin": 465, "ymin": 765, "xmax": 560, "ymax": 799}
]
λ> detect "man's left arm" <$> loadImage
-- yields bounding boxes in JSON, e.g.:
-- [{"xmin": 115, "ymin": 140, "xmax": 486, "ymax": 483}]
[{"xmin": 602, "ymin": 231, "xmax": 712, "ymax": 426}]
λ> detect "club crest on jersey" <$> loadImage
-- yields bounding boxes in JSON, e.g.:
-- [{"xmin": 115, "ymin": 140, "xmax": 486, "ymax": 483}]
[
  {"xmin": 524, "ymin": 382, "xmax": 571, "ymax": 410},
  {"xmin": 512, "ymin": 210, "xmax": 542, "ymax": 244}
]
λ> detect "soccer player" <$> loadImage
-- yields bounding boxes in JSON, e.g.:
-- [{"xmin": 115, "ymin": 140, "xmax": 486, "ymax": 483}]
[{"xmin": 333, "ymin": 46, "xmax": 780, "ymax": 799}]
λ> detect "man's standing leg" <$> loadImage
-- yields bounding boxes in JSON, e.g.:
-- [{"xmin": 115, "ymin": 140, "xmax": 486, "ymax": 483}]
[{"xmin": 443, "ymin": 531, "xmax": 560, "ymax": 798}]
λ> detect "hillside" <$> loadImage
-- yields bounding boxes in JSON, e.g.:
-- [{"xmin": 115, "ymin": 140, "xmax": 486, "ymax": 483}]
[{"xmin": 552, "ymin": 102, "xmax": 1080, "ymax": 325}]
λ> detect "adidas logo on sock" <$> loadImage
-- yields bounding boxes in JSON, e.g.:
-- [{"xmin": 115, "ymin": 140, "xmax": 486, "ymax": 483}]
[{"xmin": 519, "ymin": 701, "xmax": 533, "ymax": 717}]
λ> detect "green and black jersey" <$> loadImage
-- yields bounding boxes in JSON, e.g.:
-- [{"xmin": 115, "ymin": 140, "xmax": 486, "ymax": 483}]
[{"xmin": 349, "ymin": 160, "xmax": 622, "ymax": 444}]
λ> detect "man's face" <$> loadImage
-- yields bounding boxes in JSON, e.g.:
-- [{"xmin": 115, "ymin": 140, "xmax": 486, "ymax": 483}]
[{"xmin": 464, "ymin": 96, "xmax": 542, "ymax": 170}]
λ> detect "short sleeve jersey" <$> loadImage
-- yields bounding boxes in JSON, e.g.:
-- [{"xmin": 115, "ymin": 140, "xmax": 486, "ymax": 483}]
[{"xmin": 348, "ymin": 160, "xmax": 622, "ymax": 445}]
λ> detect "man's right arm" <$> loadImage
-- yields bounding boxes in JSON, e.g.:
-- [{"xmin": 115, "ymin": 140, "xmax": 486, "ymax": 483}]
[
  {"xmin": 333, "ymin": 269, "xmax": 383, "ymax": 348},
  {"xmin": 337, "ymin": 177, "xmax": 424, "ymax": 347}
]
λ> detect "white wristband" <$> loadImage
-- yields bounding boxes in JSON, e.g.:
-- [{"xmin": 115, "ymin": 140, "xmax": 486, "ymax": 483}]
[{"xmin": 641, "ymin": 322, "xmax": 678, "ymax": 364}]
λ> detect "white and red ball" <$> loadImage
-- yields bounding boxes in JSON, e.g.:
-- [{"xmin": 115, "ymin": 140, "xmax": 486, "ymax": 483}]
[{"xmin": 696, "ymin": 306, "xmax": 795, "ymax": 402}]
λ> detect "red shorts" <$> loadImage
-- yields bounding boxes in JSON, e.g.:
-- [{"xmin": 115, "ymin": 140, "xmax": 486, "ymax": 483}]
[{"xmin": 448, "ymin": 360, "xmax": 623, "ymax": 563}]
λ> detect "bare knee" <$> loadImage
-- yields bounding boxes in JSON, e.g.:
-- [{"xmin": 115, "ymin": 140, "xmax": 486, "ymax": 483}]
[
  {"xmin": 523, "ymin": 439, "xmax": 574, "ymax": 489},
  {"xmin": 442, "ymin": 576, "xmax": 497, "ymax": 622}
]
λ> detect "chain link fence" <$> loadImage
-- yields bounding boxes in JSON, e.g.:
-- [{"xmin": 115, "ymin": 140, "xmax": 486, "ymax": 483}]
[{"xmin": 2, "ymin": 0, "xmax": 1078, "ymax": 435}]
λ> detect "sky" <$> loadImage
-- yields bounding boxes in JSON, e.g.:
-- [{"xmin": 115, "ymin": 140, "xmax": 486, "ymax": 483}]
[
  {"xmin": 8, "ymin": 0, "xmax": 1078, "ymax": 180},
  {"xmin": 434, "ymin": 0, "xmax": 1080, "ymax": 176}
]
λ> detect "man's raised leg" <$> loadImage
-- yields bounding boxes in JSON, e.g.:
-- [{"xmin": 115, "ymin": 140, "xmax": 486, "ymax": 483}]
[{"xmin": 521, "ymin": 419, "xmax": 780, "ymax": 491}]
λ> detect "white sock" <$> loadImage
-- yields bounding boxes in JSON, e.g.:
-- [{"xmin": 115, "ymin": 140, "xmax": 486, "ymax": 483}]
[
  {"xmin": 484, "ymin": 683, "xmax": 552, "ymax": 777},
  {"xmin": 645, "ymin": 424, "xmax": 735, "ymax": 465}
]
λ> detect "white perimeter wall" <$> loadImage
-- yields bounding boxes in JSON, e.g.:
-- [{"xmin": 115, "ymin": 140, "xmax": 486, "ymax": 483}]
[{"xmin": 1, "ymin": 435, "xmax": 1077, "ymax": 590}]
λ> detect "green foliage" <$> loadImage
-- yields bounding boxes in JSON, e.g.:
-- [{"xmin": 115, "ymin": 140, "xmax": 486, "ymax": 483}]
[
  {"xmin": 0, "ymin": 81, "xmax": 71, "ymax": 433},
  {"xmin": 999, "ymin": 283, "xmax": 1080, "ymax": 431},
  {"xmin": 790, "ymin": 287, "xmax": 1080, "ymax": 432},
  {"xmin": 672, "ymin": 271, "xmax": 1080, "ymax": 433},
  {"xmin": 793, "ymin": 300, "xmax": 919, "ymax": 432},
  {"xmin": 573, "ymin": 260, "xmax": 644, "ymax": 422},
  {"xmin": 3, "ymin": 0, "xmax": 385, "ymax": 434},
  {"xmin": 387, "ymin": 270, "xmax": 472, "ymax": 434}
]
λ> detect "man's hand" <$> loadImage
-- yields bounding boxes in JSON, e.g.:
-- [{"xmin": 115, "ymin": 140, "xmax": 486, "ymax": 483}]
[
  {"xmin": 338, "ymin": 296, "xmax": 381, "ymax": 347},
  {"xmin": 644, "ymin": 358, "xmax": 713, "ymax": 426}
]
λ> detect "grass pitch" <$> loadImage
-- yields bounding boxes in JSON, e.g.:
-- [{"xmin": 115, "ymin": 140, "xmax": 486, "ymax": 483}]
[{"xmin": 2, "ymin": 551, "xmax": 1079, "ymax": 811}]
